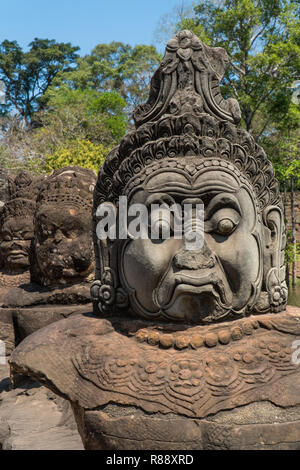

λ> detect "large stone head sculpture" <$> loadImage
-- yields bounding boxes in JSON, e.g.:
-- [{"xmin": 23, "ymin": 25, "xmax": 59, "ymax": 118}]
[
  {"xmin": 0, "ymin": 171, "xmax": 45, "ymax": 273},
  {"xmin": 31, "ymin": 167, "xmax": 97, "ymax": 287},
  {"xmin": 92, "ymin": 30, "xmax": 287, "ymax": 324},
  {"xmin": 0, "ymin": 198, "xmax": 35, "ymax": 272}
]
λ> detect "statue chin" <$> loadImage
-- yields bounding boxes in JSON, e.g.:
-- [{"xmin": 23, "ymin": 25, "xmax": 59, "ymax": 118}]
[
  {"xmin": 8, "ymin": 255, "xmax": 29, "ymax": 269},
  {"xmin": 2, "ymin": 247, "xmax": 30, "ymax": 271},
  {"xmin": 38, "ymin": 261, "xmax": 93, "ymax": 286}
]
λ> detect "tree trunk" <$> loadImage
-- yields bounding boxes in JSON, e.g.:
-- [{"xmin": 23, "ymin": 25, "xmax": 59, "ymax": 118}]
[
  {"xmin": 291, "ymin": 177, "xmax": 296, "ymax": 288},
  {"xmin": 283, "ymin": 181, "xmax": 290, "ymax": 288},
  {"xmin": 283, "ymin": 182, "xmax": 287, "ymax": 220}
]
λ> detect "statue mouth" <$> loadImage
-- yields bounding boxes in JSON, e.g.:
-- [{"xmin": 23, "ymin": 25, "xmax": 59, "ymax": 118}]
[
  {"xmin": 174, "ymin": 270, "xmax": 228, "ymax": 302},
  {"xmin": 154, "ymin": 267, "xmax": 232, "ymax": 322},
  {"xmin": 7, "ymin": 250, "xmax": 28, "ymax": 260}
]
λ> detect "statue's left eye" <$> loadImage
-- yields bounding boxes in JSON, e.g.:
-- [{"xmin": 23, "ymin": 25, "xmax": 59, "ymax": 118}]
[
  {"xmin": 205, "ymin": 207, "xmax": 240, "ymax": 236},
  {"xmin": 21, "ymin": 231, "xmax": 34, "ymax": 240},
  {"xmin": 2, "ymin": 232, "xmax": 11, "ymax": 241},
  {"xmin": 150, "ymin": 209, "xmax": 174, "ymax": 240},
  {"xmin": 216, "ymin": 218, "xmax": 236, "ymax": 235}
]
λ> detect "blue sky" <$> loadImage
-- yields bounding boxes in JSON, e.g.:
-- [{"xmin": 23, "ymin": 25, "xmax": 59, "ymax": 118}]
[{"xmin": 0, "ymin": 0, "xmax": 183, "ymax": 55}]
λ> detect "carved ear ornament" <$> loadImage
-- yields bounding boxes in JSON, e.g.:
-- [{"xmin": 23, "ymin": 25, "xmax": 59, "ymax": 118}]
[{"xmin": 90, "ymin": 267, "xmax": 128, "ymax": 313}]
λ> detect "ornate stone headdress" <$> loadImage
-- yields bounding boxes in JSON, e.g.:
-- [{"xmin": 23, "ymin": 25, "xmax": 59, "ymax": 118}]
[
  {"xmin": 1, "ymin": 170, "xmax": 46, "ymax": 225},
  {"xmin": 92, "ymin": 30, "xmax": 286, "ymax": 317},
  {"xmin": 36, "ymin": 167, "xmax": 97, "ymax": 212},
  {"xmin": 8, "ymin": 171, "xmax": 47, "ymax": 201},
  {"xmin": 0, "ymin": 198, "xmax": 36, "ymax": 225},
  {"xmin": 94, "ymin": 31, "xmax": 280, "ymax": 211}
]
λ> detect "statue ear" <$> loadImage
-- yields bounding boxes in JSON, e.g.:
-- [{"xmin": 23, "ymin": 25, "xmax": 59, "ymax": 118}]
[
  {"xmin": 262, "ymin": 205, "xmax": 287, "ymax": 311},
  {"xmin": 92, "ymin": 203, "xmax": 129, "ymax": 315}
]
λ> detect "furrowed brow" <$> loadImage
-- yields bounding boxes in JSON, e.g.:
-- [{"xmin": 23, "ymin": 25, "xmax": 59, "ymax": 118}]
[{"xmin": 205, "ymin": 193, "xmax": 241, "ymax": 220}]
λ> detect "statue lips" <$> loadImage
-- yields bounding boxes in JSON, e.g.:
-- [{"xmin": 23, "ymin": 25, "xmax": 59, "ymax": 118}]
[
  {"xmin": 155, "ymin": 266, "xmax": 233, "ymax": 321},
  {"xmin": 8, "ymin": 250, "xmax": 28, "ymax": 260},
  {"xmin": 6, "ymin": 243, "xmax": 29, "ymax": 263}
]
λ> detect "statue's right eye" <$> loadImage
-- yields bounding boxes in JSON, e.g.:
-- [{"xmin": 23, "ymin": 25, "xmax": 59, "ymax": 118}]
[
  {"xmin": 2, "ymin": 232, "xmax": 11, "ymax": 241},
  {"xmin": 150, "ymin": 208, "xmax": 174, "ymax": 240}
]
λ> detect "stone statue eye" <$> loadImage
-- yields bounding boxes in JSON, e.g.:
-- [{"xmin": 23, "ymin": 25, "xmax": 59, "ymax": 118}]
[
  {"xmin": 2, "ymin": 232, "xmax": 12, "ymax": 241},
  {"xmin": 40, "ymin": 225, "xmax": 54, "ymax": 240},
  {"xmin": 64, "ymin": 230, "xmax": 79, "ymax": 239},
  {"xmin": 22, "ymin": 231, "xmax": 34, "ymax": 240},
  {"xmin": 216, "ymin": 218, "xmax": 236, "ymax": 235},
  {"xmin": 150, "ymin": 209, "xmax": 174, "ymax": 240},
  {"xmin": 205, "ymin": 208, "xmax": 240, "ymax": 236}
]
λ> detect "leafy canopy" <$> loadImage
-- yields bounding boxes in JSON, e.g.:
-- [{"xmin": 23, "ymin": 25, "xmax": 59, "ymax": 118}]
[
  {"xmin": 58, "ymin": 42, "xmax": 162, "ymax": 112},
  {"xmin": 39, "ymin": 86, "xmax": 127, "ymax": 146},
  {"xmin": 0, "ymin": 38, "xmax": 79, "ymax": 124},
  {"xmin": 45, "ymin": 138, "xmax": 108, "ymax": 173}
]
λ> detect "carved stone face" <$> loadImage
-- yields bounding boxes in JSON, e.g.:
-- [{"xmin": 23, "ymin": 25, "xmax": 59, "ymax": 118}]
[
  {"xmin": 92, "ymin": 30, "xmax": 286, "ymax": 319},
  {"xmin": 0, "ymin": 216, "xmax": 34, "ymax": 271},
  {"xmin": 34, "ymin": 204, "xmax": 93, "ymax": 285},
  {"xmin": 121, "ymin": 161, "xmax": 262, "ymax": 323}
]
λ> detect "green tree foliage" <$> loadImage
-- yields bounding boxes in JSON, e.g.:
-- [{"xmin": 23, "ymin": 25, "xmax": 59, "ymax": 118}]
[
  {"xmin": 38, "ymin": 86, "xmax": 127, "ymax": 148},
  {"xmin": 0, "ymin": 38, "xmax": 79, "ymax": 125},
  {"xmin": 45, "ymin": 138, "xmax": 108, "ymax": 172},
  {"xmin": 58, "ymin": 42, "xmax": 162, "ymax": 111},
  {"xmin": 262, "ymin": 100, "xmax": 300, "ymax": 188},
  {"xmin": 0, "ymin": 87, "xmax": 126, "ymax": 174}
]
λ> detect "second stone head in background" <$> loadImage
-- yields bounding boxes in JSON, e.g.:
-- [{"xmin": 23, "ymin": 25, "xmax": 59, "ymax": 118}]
[{"xmin": 30, "ymin": 166, "xmax": 97, "ymax": 287}]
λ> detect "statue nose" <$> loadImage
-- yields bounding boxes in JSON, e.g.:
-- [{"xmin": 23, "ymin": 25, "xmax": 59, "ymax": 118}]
[
  {"xmin": 10, "ymin": 241, "xmax": 23, "ymax": 250},
  {"xmin": 54, "ymin": 229, "xmax": 64, "ymax": 244},
  {"xmin": 173, "ymin": 239, "xmax": 216, "ymax": 270}
]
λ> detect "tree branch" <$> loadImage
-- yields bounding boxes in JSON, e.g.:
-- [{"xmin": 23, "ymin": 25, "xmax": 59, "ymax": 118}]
[
  {"xmin": 229, "ymin": 61, "xmax": 245, "ymax": 76},
  {"xmin": 250, "ymin": 26, "xmax": 266, "ymax": 49}
]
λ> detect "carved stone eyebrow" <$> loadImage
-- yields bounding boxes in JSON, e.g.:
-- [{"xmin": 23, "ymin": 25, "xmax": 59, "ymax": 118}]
[
  {"xmin": 205, "ymin": 193, "xmax": 241, "ymax": 220},
  {"xmin": 145, "ymin": 193, "xmax": 176, "ymax": 208}
]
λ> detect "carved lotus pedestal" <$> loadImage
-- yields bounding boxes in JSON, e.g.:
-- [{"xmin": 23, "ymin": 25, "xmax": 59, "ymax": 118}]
[{"xmin": 10, "ymin": 306, "xmax": 300, "ymax": 450}]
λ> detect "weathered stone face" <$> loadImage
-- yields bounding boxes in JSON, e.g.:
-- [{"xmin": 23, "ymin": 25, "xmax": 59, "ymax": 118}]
[
  {"xmin": 0, "ymin": 198, "xmax": 35, "ymax": 273},
  {"xmin": 31, "ymin": 167, "xmax": 97, "ymax": 287},
  {"xmin": 0, "ymin": 215, "xmax": 34, "ymax": 270},
  {"xmin": 0, "ymin": 171, "xmax": 46, "ymax": 273},
  {"xmin": 92, "ymin": 30, "xmax": 287, "ymax": 322},
  {"xmin": 121, "ymin": 162, "xmax": 262, "ymax": 322},
  {"xmin": 35, "ymin": 204, "xmax": 93, "ymax": 285}
]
